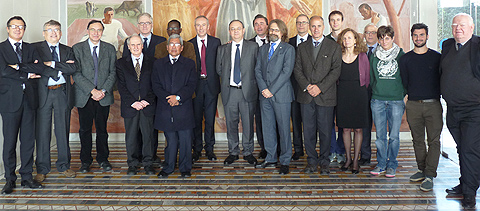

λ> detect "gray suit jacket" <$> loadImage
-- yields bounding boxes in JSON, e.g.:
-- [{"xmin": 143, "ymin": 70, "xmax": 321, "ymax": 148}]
[
  {"xmin": 255, "ymin": 41, "xmax": 295, "ymax": 103},
  {"xmin": 293, "ymin": 37, "xmax": 341, "ymax": 106},
  {"xmin": 72, "ymin": 40, "xmax": 117, "ymax": 108},
  {"xmin": 216, "ymin": 40, "xmax": 259, "ymax": 105}
]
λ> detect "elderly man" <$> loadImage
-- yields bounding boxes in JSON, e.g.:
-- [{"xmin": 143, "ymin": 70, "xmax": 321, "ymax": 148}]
[
  {"xmin": 122, "ymin": 13, "xmax": 166, "ymax": 58},
  {"xmin": 153, "ymin": 34, "xmax": 197, "ymax": 178},
  {"xmin": 154, "ymin": 20, "xmax": 196, "ymax": 61},
  {"xmin": 441, "ymin": 13, "xmax": 480, "ymax": 209}
]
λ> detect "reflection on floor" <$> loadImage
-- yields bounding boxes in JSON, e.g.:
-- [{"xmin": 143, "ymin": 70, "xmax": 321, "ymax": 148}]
[{"xmin": 0, "ymin": 130, "xmax": 475, "ymax": 210}]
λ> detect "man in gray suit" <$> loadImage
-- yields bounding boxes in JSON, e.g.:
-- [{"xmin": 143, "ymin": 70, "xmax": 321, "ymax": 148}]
[
  {"xmin": 72, "ymin": 20, "xmax": 117, "ymax": 173},
  {"xmin": 293, "ymin": 16, "xmax": 341, "ymax": 175},
  {"xmin": 254, "ymin": 19, "xmax": 295, "ymax": 174},
  {"xmin": 216, "ymin": 20, "xmax": 259, "ymax": 166}
]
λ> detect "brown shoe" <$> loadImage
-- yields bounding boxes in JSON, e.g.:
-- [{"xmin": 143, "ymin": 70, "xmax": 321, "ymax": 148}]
[
  {"xmin": 60, "ymin": 169, "xmax": 76, "ymax": 178},
  {"xmin": 34, "ymin": 174, "xmax": 46, "ymax": 182}
]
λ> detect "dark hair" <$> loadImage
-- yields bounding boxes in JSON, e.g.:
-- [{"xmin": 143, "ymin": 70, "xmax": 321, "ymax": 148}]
[
  {"xmin": 268, "ymin": 19, "xmax": 288, "ymax": 42},
  {"xmin": 7, "ymin": 16, "xmax": 26, "ymax": 29},
  {"xmin": 168, "ymin": 19, "xmax": 181, "ymax": 28},
  {"xmin": 377, "ymin": 25, "xmax": 394, "ymax": 39},
  {"xmin": 253, "ymin": 14, "xmax": 268, "ymax": 26},
  {"xmin": 87, "ymin": 20, "xmax": 104, "ymax": 30},
  {"xmin": 104, "ymin": 7, "xmax": 114, "ymax": 14},
  {"xmin": 229, "ymin": 19, "xmax": 244, "ymax": 28},
  {"xmin": 329, "ymin": 10, "xmax": 344, "ymax": 21},
  {"xmin": 337, "ymin": 28, "xmax": 367, "ymax": 54},
  {"xmin": 410, "ymin": 23, "xmax": 428, "ymax": 36},
  {"xmin": 358, "ymin": 3, "xmax": 371, "ymax": 10},
  {"xmin": 43, "ymin": 19, "xmax": 61, "ymax": 30}
]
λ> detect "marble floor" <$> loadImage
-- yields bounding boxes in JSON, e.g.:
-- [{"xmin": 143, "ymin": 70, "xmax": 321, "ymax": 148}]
[{"xmin": 0, "ymin": 128, "xmax": 475, "ymax": 210}]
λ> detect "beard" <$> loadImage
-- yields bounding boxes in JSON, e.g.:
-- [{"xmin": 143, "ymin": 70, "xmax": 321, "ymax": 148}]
[
  {"xmin": 269, "ymin": 34, "xmax": 279, "ymax": 42},
  {"xmin": 414, "ymin": 40, "xmax": 426, "ymax": 48}
]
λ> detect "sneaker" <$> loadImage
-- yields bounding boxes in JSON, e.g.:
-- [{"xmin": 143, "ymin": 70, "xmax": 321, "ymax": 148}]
[
  {"xmin": 336, "ymin": 154, "xmax": 346, "ymax": 164},
  {"xmin": 420, "ymin": 176, "xmax": 433, "ymax": 192},
  {"xmin": 329, "ymin": 153, "xmax": 337, "ymax": 163},
  {"xmin": 409, "ymin": 170, "xmax": 425, "ymax": 182},
  {"xmin": 370, "ymin": 166, "xmax": 386, "ymax": 175},
  {"xmin": 385, "ymin": 168, "xmax": 396, "ymax": 178}
]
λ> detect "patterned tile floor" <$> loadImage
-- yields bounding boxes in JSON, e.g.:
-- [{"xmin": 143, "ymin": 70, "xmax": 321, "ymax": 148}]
[{"xmin": 0, "ymin": 130, "xmax": 475, "ymax": 210}]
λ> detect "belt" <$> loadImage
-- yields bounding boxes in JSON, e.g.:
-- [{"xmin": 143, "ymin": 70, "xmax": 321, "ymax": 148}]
[
  {"xmin": 230, "ymin": 85, "xmax": 242, "ymax": 89},
  {"xmin": 48, "ymin": 84, "xmax": 65, "ymax": 90},
  {"xmin": 414, "ymin": 99, "xmax": 439, "ymax": 103},
  {"xmin": 200, "ymin": 75, "xmax": 207, "ymax": 80}
]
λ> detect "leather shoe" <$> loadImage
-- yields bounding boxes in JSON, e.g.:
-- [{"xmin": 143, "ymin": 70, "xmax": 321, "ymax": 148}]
[
  {"xmin": 462, "ymin": 194, "xmax": 476, "ymax": 209},
  {"xmin": 1, "ymin": 181, "xmax": 15, "ymax": 194},
  {"xmin": 320, "ymin": 165, "xmax": 330, "ymax": 175},
  {"xmin": 152, "ymin": 156, "xmax": 162, "ymax": 165},
  {"xmin": 256, "ymin": 161, "xmax": 277, "ymax": 168},
  {"xmin": 34, "ymin": 174, "xmax": 46, "ymax": 182},
  {"xmin": 60, "ymin": 169, "xmax": 76, "ymax": 178},
  {"xmin": 192, "ymin": 151, "xmax": 201, "ymax": 162},
  {"xmin": 144, "ymin": 165, "xmax": 155, "ymax": 175},
  {"xmin": 206, "ymin": 151, "xmax": 217, "ymax": 161},
  {"xmin": 291, "ymin": 152, "xmax": 304, "ymax": 161},
  {"xmin": 21, "ymin": 179, "xmax": 43, "ymax": 189},
  {"xmin": 79, "ymin": 163, "xmax": 91, "ymax": 173},
  {"xmin": 157, "ymin": 171, "xmax": 169, "ymax": 178},
  {"xmin": 279, "ymin": 165, "xmax": 289, "ymax": 174},
  {"xmin": 224, "ymin": 155, "xmax": 239, "ymax": 165},
  {"xmin": 445, "ymin": 184, "xmax": 463, "ymax": 196},
  {"xmin": 181, "ymin": 172, "xmax": 191, "ymax": 178},
  {"xmin": 303, "ymin": 164, "xmax": 317, "ymax": 173},
  {"xmin": 99, "ymin": 161, "xmax": 113, "ymax": 171},
  {"xmin": 243, "ymin": 154, "xmax": 258, "ymax": 165},
  {"xmin": 127, "ymin": 166, "xmax": 138, "ymax": 175},
  {"xmin": 258, "ymin": 150, "xmax": 267, "ymax": 159}
]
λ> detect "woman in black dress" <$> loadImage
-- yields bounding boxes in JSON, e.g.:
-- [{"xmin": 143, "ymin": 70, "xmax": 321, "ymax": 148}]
[{"xmin": 336, "ymin": 28, "xmax": 370, "ymax": 174}]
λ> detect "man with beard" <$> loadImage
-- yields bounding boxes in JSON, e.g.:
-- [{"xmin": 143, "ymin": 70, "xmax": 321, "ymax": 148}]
[{"xmin": 399, "ymin": 23, "xmax": 442, "ymax": 192}]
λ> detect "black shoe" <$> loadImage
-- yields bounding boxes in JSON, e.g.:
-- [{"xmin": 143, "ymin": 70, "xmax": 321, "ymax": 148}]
[
  {"xmin": 21, "ymin": 179, "xmax": 43, "ymax": 189},
  {"xmin": 157, "ymin": 171, "xmax": 169, "ymax": 178},
  {"xmin": 1, "ymin": 181, "xmax": 15, "ymax": 194},
  {"xmin": 462, "ymin": 194, "xmax": 476, "ymax": 209},
  {"xmin": 206, "ymin": 151, "xmax": 217, "ymax": 161},
  {"xmin": 99, "ymin": 161, "xmax": 112, "ymax": 171},
  {"xmin": 127, "ymin": 166, "xmax": 138, "ymax": 175},
  {"xmin": 144, "ymin": 165, "xmax": 155, "ymax": 175},
  {"xmin": 303, "ymin": 164, "xmax": 317, "ymax": 173},
  {"xmin": 258, "ymin": 150, "xmax": 267, "ymax": 159},
  {"xmin": 279, "ymin": 165, "xmax": 289, "ymax": 174},
  {"xmin": 291, "ymin": 152, "xmax": 303, "ymax": 161},
  {"xmin": 358, "ymin": 158, "xmax": 371, "ymax": 166},
  {"xmin": 224, "ymin": 155, "xmax": 239, "ymax": 165},
  {"xmin": 181, "ymin": 172, "xmax": 192, "ymax": 178},
  {"xmin": 152, "ymin": 156, "xmax": 162, "ymax": 165},
  {"xmin": 243, "ymin": 154, "xmax": 258, "ymax": 165},
  {"xmin": 320, "ymin": 165, "xmax": 330, "ymax": 175},
  {"xmin": 445, "ymin": 184, "xmax": 463, "ymax": 196},
  {"xmin": 255, "ymin": 161, "xmax": 277, "ymax": 168},
  {"xmin": 192, "ymin": 151, "xmax": 201, "ymax": 162},
  {"xmin": 79, "ymin": 163, "xmax": 91, "ymax": 173}
]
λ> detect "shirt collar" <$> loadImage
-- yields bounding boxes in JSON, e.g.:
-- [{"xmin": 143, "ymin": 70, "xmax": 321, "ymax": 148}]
[
  {"xmin": 140, "ymin": 33, "xmax": 152, "ymax": 40},
  {"xmin": 8, "ymin": 37, "xmax": 22, "ymax": 48},
  {"xmin": 232, "ymin": 39, "xmax": 244, "ymax": 47},
  {"xmin": 131, "ymin": 53, "xmax": 143, "ymax": 62},
  {"xmin": 312, "ymin": 36, "xmax": 325, "ymax": 45}
]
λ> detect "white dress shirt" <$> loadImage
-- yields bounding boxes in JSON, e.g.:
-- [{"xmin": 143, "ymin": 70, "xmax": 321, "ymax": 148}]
[{"xmin": 230, "ymin": 40, "xmax": 243, "ymax": 86}]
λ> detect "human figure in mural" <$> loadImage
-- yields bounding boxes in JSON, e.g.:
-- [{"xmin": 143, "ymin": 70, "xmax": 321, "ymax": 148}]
[
  {"xmin": 357, "ymin": 3, "xmax": 388, "ymax": 34},
  {"xmin": 101, "ymin": 7, "xmax": 128, "ymax": 51}
]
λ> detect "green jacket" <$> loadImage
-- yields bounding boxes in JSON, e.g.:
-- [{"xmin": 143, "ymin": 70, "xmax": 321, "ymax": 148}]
[{"xmin": 369, "ymin": 48, "xmax": 406, "ymax": 101}]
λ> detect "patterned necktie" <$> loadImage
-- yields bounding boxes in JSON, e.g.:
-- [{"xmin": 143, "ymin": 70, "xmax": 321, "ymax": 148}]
[
  {"xmin": 457, "ymin": 43, "xmax": 463, "ymax": 50},
  {"xmin": 135, "ymin": 58, "xmax": 141, "ymax": 81},
  {"xmin": 92, "ymin": 46, "xmax": 99, "ymax": 87},
  {"xmin": 368, "ymin": 46, "xmax": 374, "ymax": 58},
  {"xmin": 14, "ymin": 42, "xmax": 22, "ymax": 63},
  {"xmin": 51, "ymin": 46, "xmax": 59, "ymax": 62},
  {"xmin": 268, "ymin": 43, "xmax": 276, "ymax": 61},
  {"xmin": 233, "ymin": 44, "xmax": 241, "ymax": 84},
  {"xmin": 314, "ymin": 41, "xmax": 320, "ymax": 48},
  {"xmin": 201, "ymin": 39, "xmax": 207, "ymax": 76},
  {"xmin": 143, "ymin": 38, "xmax": 148, "ymax": 53}
]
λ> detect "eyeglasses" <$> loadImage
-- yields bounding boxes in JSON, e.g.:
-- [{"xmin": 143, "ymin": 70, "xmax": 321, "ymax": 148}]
[
  {"xmin": 169, "ymin": 43, "xmax": 181, "ymax": 47},
  {"xmin": 9, "ymin": 25, "xmax": 25, "ymax": 30},
  {"xmin": 364, "ymin": 31, "xmax": 377, "ymax": 35},
  {"xmin": 230, "ymin": 27, "xmax": 242, "ymax": 31},
  {"xmin": 44, "ymin": 28, "xmax": 60, "ymax": 33},
  {"xmin": 167, "ymin": 27, "xmax": 180, "ymax": 31},
  {"xmin": 88, "ymin": 28, "xmax": 103, "ymax": 33},
  {"xmin": 296, "ymin": 21, "xmax": 309, "ymax": 25},
  {"xmin": 138, "ymin": 22, "xmax": 152, "ymax": 26},
  {"xmin": 269, "ymin": 28, "xmax": 280, "ymax": 33}
]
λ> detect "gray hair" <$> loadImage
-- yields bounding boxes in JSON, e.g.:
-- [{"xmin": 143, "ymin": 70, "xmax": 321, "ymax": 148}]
[
  {"xmin": 126, "ymin": 34, "xmax": 144, "ymax": 45},
  {"xmin": 195, "ymin": 15, "xmax": 209, "ymax": 25},
  {"xmin": 453, "ymin": 13, "xmax": 474, "ymax": 25},
  {"xmin": 168, "ymin": 34, "xmax": 183, "ymax": 45},
  {"xmin": 137, "ymin": 13, "xmax": 153, "ymax": 23}
]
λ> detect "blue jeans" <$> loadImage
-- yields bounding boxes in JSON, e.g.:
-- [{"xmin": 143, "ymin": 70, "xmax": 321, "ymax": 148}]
[{"xmin": 371, "ymin": 99, "xmax": 405, "ymax": 170}]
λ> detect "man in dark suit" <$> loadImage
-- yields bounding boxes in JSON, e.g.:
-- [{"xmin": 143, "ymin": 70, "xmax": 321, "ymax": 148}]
[
  {"xmin": 216, "ymin": 20, "xmax": 259, "ymax": 166},
  {"xmin": 33, "ymin": 20, "xmax": 76, "ymax": 183},
  {"xmin": 72, "ymin": 20, "xmax": 117, "ymax": 173},
  {"xmin": 189, "ymin": 15, "xmax": 221, "ymax": 162},
  {"xmin": 254, "ymin": 19, "xmax": 295, "ymax": 174},
  {"xmin": 153, "ymin": 34, "xmax": 197, "ymax": 178},
  {"xmin": 117, "ymin": 35, "xmax": 156, "ymax": 175},
  {"xmin": 288, "ymin": 14, "xmax": 311, "ymax": 161},
  {"xmin": 154, "ymin": 20, "xmax": 196, "ymax": 62},
  {"xmin": 293, "ymin": 16, "xmax": 341, "ymax": 175},
  {"xmin": 0, "ymin": 16, "xmax": 53, "ymax": 194}
]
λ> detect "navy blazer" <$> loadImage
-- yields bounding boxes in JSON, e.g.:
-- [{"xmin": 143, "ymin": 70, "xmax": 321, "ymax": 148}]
[
  {"xmin": 188, "ymin": 35, "xmax": 221, "ymax": 95},
  {"xmin": 151, "ymin": 55, "xmax": 197, "ymax": 132},
  {"xmin": 116, "ymin": 54, "xmax": 156, "ymax": 118},
  {"xmin": 441, "ymin": 35, "xmax": 480, "ymax": 80},
  {"xmin": 122, "ymin": 33, "xmax": 166, "ymax": 58}
]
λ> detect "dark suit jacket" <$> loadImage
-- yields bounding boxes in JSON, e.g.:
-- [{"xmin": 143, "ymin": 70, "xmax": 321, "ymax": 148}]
[
  {"xmin": 0, "ymin": 39, "xmax": 51, "ymax": 112},
  {"xmin": 33, "ymin": 41, "xmax": 76, "ymax": 109},
  {"xmin": 216, "ymin": 40, "xmax": 259, "ymax": 105},
  {"xmin": 440, "ymin": 35, "xmax": 480, "ymax": 80},
  {"xmin": 152, "ymin": 55, "xmax": 197, "ymax": 132},
  {"xmin": 72, "ymin": 40, "xmax": 117, "ymax": 108},
  {"xmin": 154, "ymin": 41, "xmax": 196, "ymax": 63},
  {"xmin": 188, "ymin": 35, "xmax": 221, "ymax": 95},
  {"xmin": 254, "ymin": 42, "xmax": 295, "ymax": 103},
  {"xmin": 122, "ymin": 33, "xmax": 166, "ymax": 58},
  {"xmin": 288, "ymin": 34, "xmax": 312, "ymax": 50},
  {"xmin": 116, "ymin": 54, "xmax": 156, "ymax": 118},
  {"xmin": 293, "ymin": 37, "xmax": 342, "ymax": 106}
]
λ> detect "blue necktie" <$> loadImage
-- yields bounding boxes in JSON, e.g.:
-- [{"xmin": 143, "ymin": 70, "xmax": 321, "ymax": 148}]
[
  {"xmin": 368, "ymin": 46, "xmax": 374, "ymax": 58},
  {"xmin": 233, "ymin": 44, "xmax": 241, "ymax": 84},
  {"xmin": 314, "ymin": 41, "xmax": 320, "ymax": 48},
  {"xmin": 457, "ymin": 43, "xmax": 463, "ymax": 50},
  {"xmin": 268, "ymin": 43, "xmax": 276, "ymax": 60},
  {"xmin": 92, "ymin": 46, "xmax": 99, "ymax": 87},
  {"xmin": 143, "ymin": 38, "xmax": 148, "ymax": 53},
  {"xmin": 51, "ymin": 46, "xmax": 59, "ymax": 62},
  {"xmin": 300, "ymin": 38, "xmax": 304, "ymax": 43},
  {"xmin": 14, "ymin": 42, "xmax": 22, "ymax": 63}
]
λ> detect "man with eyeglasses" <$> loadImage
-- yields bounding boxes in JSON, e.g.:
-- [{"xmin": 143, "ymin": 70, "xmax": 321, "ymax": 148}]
[
  {"xmin": 0, "ymin": 16, "xmax": 56, "ymax": 194},
  {"xmin": 72, "ymin": 20, "xmax": 117, "ymax": 174},
  {"xmin": 122, "ymin": 13, "xmax": 166, "ymax": 58},
  {"xmin": 154, "ymin": 19, "xmax": 196, "ymax": 62},
  {"xmin": 32, "ymin": 20, "xmax": 77, "ymax": 183}
]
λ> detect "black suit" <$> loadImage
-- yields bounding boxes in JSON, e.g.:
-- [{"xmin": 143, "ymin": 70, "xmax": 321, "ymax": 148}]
[
  {"xmin": 189, "ymin": 35, "xmax": 221, "ymax": 155},
  {"xmin": 116, "ymin": 54, "xmax": 156, "ymax": 167},
  {"xmin": 0, "ymin": 39, "xmax": 53, "ymax": 182},
  {"xmin": 122, "ymin": 33, "xmax": 166, "ymax": 58},
  {"xmin": 33, "ymin": 41, "xmax": 76, "ymax": 175}
]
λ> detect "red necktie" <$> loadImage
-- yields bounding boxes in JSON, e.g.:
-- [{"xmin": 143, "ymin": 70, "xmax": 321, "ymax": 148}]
[{"xmin": 201, "ymin": 39, "xmax": 207, "ymax": 76}]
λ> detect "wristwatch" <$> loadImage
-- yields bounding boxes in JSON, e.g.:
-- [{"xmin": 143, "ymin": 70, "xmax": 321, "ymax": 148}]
[{"xmin": 176, "ymin": 95, "xmax": 180, "ymax": 101}]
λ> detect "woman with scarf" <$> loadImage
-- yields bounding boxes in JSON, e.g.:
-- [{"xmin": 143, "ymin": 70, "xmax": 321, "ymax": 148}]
[{"xmin": 368, "ymin": 25, "xmax": 405, "ymax": 178}]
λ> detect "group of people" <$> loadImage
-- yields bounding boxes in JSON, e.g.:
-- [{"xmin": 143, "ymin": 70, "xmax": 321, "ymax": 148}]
[{"xmin": 0, "ymin": 8, "xmax": 478, "ymax": 209}]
